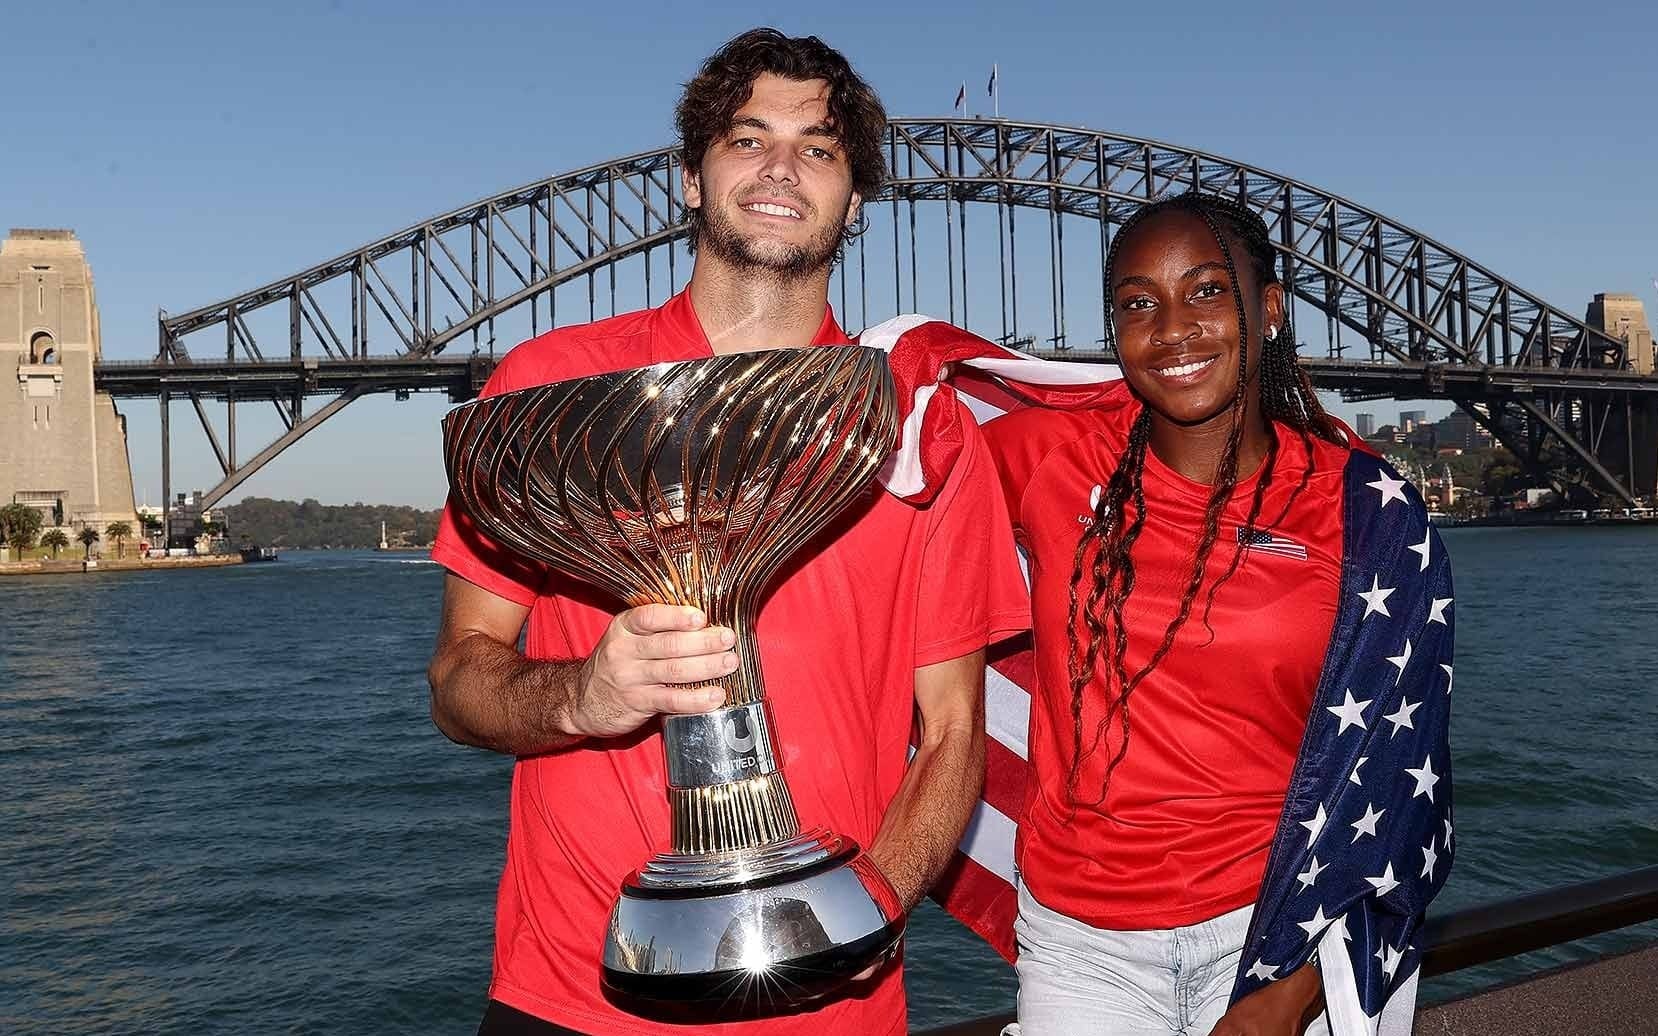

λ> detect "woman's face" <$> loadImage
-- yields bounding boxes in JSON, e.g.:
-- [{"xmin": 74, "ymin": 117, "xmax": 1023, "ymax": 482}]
[{"xmin": 1110, "ymin": 209, "xmax": 1283, "ymax": 428}]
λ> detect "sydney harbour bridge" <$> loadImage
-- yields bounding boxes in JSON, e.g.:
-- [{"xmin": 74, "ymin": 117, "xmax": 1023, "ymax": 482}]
[{"xmin": 92, "ymin": 119, "xmax": 1658, "ymax": 526}]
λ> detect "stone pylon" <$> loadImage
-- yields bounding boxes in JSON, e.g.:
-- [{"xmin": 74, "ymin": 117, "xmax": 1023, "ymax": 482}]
[
  {"xmin": 1586, "ymin": 293, "xmax": 1655, "ymax": 376},
  {"xmin": 0, "ymin": 229, "xmax": 140, "ymax": 550}
]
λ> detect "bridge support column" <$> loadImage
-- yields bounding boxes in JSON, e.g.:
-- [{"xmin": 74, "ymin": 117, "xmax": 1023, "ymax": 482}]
[{"xmin": 160, "ymin": 391, "xmax": 170, "ymax": 548}]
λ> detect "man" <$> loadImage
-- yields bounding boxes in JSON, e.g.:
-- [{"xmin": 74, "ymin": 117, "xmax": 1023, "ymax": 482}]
[{"xmin": 427, "ymin": 28, "xmax": 1029, "ymax": 1036}]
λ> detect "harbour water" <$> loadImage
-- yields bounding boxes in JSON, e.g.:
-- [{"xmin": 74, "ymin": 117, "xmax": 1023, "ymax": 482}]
[{"xmin": 3, "ymin": 528, "xmax": 1657, "ymax": 1033}]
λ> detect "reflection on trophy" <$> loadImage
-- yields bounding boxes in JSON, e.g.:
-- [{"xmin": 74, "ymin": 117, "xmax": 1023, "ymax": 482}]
[{"xmin": 442, "ymin": 345, "xmax": 904, "ymax": 1009}]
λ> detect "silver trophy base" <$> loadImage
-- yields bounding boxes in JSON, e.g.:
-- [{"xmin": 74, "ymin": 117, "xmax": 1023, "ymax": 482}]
[{"xmin": 600, "ymin": 829, "xmax": 905, "ymax": 1005}]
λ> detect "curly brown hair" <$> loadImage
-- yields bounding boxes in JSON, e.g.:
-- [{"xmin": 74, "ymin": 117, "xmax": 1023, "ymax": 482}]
[{"xmin": 676, "ymin": 28, "xmax": 888, "ymax": 250}]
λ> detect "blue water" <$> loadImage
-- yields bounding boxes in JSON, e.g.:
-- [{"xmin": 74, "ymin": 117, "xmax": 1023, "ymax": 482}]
[{"xmin": 2, "ymin": 529, "xmax": 1656, "ymax": 1033}]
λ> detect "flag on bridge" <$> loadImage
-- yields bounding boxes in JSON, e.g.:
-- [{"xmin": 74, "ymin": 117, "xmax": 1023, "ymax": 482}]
[
  {"xmin": 954, "ymin": 82, "xmax": 966, "ymax": 113},
  {"xmin": 859, "ymin": 316, "xmax": 1455, "ymax": 1036}
]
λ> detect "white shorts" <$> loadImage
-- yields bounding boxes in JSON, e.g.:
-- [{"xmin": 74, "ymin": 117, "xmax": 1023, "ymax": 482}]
[{"xmin": 1009, "ymin": 881, "xmax": 1332, "ymax": 1036}]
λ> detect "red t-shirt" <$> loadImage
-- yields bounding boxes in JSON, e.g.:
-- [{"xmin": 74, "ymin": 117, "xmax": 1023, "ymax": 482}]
[
  {"xmin": 983, "ymin": 398, "xmax": 1346, "ymax": 931},
  {"xmin": 432, "ymin": 290, "xmax": 1030, "ymax": 1035}
]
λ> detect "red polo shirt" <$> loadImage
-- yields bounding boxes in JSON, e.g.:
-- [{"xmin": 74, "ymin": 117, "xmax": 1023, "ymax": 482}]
[
  {"xmin": 433, "ymin": 290, "xmax": 1030, "ymax": 1035},
  {"xmin": 983, "ymin": 400, "xmax": 1345, "ymax": 931}
]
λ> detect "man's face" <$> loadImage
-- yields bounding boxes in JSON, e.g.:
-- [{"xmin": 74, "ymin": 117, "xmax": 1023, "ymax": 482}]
[{"xmin": 683, "ymin": 73, "xmax": 861, "ymax": 279}]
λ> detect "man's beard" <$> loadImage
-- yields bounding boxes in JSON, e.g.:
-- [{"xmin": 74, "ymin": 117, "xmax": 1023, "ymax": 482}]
[{"xmin": 695, "ymin": 196, "xmax": 848, "ymax": 280}]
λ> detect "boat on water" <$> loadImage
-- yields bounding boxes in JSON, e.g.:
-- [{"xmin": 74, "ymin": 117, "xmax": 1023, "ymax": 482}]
[{"xmin": 239, "ymin": 546, "xmax": 280, "ymax": 563}]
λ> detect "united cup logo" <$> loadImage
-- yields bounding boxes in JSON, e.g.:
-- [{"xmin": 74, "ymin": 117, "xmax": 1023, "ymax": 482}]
[{"xmin": 723, "ymin": 711, "xmax": 757, "ymax": 753}]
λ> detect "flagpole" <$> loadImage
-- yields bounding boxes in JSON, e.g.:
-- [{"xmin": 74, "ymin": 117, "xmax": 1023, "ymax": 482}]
[{"xmin": 992, "ymin": 63, "xmax": 1000, "ymax": 118}]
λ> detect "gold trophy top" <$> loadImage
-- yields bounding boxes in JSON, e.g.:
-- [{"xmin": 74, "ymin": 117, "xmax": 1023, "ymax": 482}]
[{"xmin": 442, "ymin": 344, "xmax": 898, "ymax": 704}]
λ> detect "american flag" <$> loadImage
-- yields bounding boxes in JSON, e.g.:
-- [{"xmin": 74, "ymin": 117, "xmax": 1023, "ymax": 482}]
[
  {"xmin": 859, "ymin": 316, "xmax": 1454, "ymax": 1036},
  {"xmin": 1238, "ymin": 526, "xmax": 1309, "ymax": 561}
]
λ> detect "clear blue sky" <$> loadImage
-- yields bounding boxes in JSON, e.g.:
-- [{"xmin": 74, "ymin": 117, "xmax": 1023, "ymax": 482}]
[{"xmin": 5, "ymin": 0, "xmax": 1654, "ymax": 507}]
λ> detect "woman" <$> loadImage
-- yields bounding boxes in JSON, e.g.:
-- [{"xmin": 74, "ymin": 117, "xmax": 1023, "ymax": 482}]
[{"xmin": 970, "ymin": 193, "xmax": 1454, "ymax": 1036}]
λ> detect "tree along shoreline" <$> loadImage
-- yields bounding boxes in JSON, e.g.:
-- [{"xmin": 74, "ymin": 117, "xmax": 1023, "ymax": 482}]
[{"xmin": 222, "ymin": 498, "xmax": 441, "ymax": 551}]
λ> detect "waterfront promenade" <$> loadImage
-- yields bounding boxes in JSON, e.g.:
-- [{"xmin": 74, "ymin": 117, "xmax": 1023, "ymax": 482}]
[{"xmin": 0, "ymin": 554, "xmax": 241, "ymax": 577}]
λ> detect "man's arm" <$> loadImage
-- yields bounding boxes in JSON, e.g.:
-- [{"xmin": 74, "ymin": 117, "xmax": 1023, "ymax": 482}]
[
  {"xmin": 426, "ymin": 573, "xmax": 736, "ymax": 755},
  {"xmin": 865, "ymin": 649, "xmax": 987, "ymax": 910}
]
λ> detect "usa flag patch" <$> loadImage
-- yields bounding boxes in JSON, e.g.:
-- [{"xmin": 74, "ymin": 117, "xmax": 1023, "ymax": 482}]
[{"xmin": 1238, "ymin": 526, "xmax": 1309, "ymax": 560}]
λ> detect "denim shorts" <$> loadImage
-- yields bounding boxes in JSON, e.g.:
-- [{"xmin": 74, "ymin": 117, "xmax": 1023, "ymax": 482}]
[{"xmin": 1009, "ymin": 881, "xmax": 1332, "ymax": 1036}]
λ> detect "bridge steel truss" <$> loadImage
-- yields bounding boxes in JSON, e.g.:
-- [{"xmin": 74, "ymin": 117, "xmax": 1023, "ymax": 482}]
[{"xmin": 118, "ymin": 119, "xmax": 1655, "ymax": 522}]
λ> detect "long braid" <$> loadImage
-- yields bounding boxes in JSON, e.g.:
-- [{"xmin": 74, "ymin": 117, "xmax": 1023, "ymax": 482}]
[
  {"xmin": 1086, "ymin": 414, "xmax": 1151, "ymax": 792},
  {"xmin": 1065, "ymin": 190, "xmax": 1348, "ymax": 808},
  {"xmin": 1190, "ymin": 196, "xmax": 1345, "ymax": 631},
  {"xmin": 1063, "ymin": 409, "xmax": 1150, "ymax": 807},
  {"xmin": 1187, "ymin": 201, "xmax": 1279, "ymax": 643}
]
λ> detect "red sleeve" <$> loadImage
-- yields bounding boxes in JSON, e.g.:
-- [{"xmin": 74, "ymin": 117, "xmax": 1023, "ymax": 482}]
[
  {"xmin": 429, "ymin": 347, "xmax": 553, "ymax": 606},
  {"xmin": 913, "ymin": 408, "xmax": 1032, "ymax": 666},
  {"xmin": 431, "ymin": 501, "xmax": 545, "ymax": 607}
]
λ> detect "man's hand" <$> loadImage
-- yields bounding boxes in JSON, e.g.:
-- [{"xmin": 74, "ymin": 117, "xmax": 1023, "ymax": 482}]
[
  {"xmin": 430, "ymin": 578, "xmax": 736, "ymax": 755},
  {"xmin": 1208, "ymin": 961, "xmax": 1324, "ymax": 1036},
  {"xmin": 563, "ymin": 605, "xmax": 737, "ymax": 738}
]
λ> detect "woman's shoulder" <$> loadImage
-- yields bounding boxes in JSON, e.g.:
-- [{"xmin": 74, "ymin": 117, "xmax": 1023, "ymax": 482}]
[
  {"xmin": 1275, "ymin": 422, "xmax": 1361, "ymax": 486},
  {"xmin": 1310, "ymin": 441, "xmax": 1439, "ymax": 531}
]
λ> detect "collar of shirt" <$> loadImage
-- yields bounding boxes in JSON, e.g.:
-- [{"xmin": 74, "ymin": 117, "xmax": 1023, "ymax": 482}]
[{"xmin": 647, "ymin": 288, "xmax": 848, "ymax": 363}]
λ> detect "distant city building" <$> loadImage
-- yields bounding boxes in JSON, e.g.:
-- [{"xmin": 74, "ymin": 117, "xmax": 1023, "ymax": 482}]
[
  {"xmin": 1585, "ymin": 293, "xmax": 1654, "ymax": 375},
  {"xmin": 1399, "ymin": 410, "xmax": 1427, "ymax": 434},
  {"xmin": 0, "ymin": 229, "xmax": 140, "ymax": 541},
  {"xmin": 1432, "ymin": 409, "xmax": 1491, "ymax": 451},
  {"xmin": 1356, "ymin": 413, "xmax": 1375, "ymax": 438}
]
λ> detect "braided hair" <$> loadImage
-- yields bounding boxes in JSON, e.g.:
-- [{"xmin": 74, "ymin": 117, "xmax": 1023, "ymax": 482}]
[{"xmin": 1064, "ymin": 191, "xmax": 1347, "ymax": 809}]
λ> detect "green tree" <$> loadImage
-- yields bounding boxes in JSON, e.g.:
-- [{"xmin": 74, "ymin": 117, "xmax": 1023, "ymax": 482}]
[
  {"xmin": 105, "ymin": 521, "xmax": 133, "ymax": 559},
  {"xmin": 41, "ymin": 528, "xmax": 70, "ymax": 559},
  {"xmin": 77, "ymin": 526, "xmax": 100, "ymax": 560},
  {"xmin": 221, "ymin": 497, "xmax": 442, "ymax": 549},
  {"xmin": 1, "ymin": 503, "xmax": 43, "ymax": 557},
  {"xmin": 1480, "ymin": 448, "xmax": 1526, "ymax": 500}
]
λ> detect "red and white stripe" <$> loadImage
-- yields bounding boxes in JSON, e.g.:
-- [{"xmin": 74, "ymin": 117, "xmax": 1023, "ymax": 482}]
[{"xmin": 857, "ymin": 315, "xmax": 1122, "ymax": 960}]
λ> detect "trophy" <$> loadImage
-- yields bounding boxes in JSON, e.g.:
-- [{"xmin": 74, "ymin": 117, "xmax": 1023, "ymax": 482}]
[{"xmin": 442, "ymin": 345, "xmax": 904, "ymax": 1009}]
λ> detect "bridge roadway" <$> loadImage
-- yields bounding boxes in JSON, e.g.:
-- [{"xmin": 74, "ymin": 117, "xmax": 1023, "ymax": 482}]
[{"xmin": 95, "ymin": 352, "xmax": 1658, "ymax": 404}]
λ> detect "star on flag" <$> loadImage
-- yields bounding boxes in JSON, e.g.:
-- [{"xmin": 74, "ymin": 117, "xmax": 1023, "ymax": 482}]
[
  {"xmin": 1351, "ymin": 802, "xmax": 1386, "ymax": 842},
  {"xmin": 1367, "ymin": 472, "xmax": 1409, "ymax": 508},
  {"xmin": 1358, "ymin": 575, "xmax": 1395, "ymax": 618},
  {"xmin": 1327, "ymin": 689, "xmax": 1372, "ymax": 734}
]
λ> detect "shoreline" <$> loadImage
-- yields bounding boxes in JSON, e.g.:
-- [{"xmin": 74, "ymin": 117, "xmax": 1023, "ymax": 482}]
[
  {"xmin": 0, "ymin": 555, "xmax": 244, "ymax": 577},
  {"xmin": 1444, "ymin": 515, "xmax": 1658, "ymax": 530}
]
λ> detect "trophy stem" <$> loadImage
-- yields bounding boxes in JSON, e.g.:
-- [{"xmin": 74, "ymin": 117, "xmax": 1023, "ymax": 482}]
[
  {"xmin": 668, "ymin": 773, "xmax": 800, "ymax": 854},
  {"xmin": 659, "ymin": 621, "xmax": 801, "ymax": 854}
]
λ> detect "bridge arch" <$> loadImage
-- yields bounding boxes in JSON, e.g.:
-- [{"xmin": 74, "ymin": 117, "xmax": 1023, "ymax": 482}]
[{"xmin": 132, "ymin": 119, "xmax": 1647, "ymax": 509}]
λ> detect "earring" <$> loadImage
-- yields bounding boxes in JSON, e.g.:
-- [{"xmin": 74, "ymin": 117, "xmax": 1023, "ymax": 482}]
[{"xmin": 1266, "ymin": 324, "xmax": 1279, "ymax": 341}]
